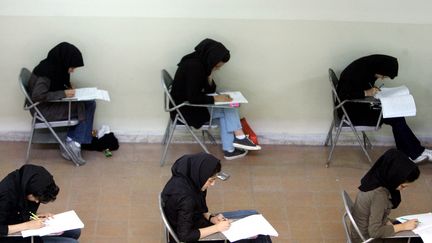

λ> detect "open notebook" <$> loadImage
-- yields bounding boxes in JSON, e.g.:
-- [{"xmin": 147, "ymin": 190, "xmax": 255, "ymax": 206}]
[
  {"xmin": 374, "ymin": 85, "xmax": 416, "ymax": 118},
  {"xmin": 21, "ymin": 210, "xmax": 84, "ymax": 237}
]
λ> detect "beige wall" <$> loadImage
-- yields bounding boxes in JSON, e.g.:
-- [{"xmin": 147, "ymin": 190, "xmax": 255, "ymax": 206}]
[{"xmin": 1, "ymin": 7, "xmax": 432, "ymax": 143}]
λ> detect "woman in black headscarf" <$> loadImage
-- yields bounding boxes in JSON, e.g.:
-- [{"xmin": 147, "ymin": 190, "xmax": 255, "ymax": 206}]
[
  {"xmin": 170, "ymin": 39, "xmax": 261, "ymax": 161},
  {"xmin": 336, "ymin": 54, "xmax": 432, "ymax": 163},
  {"xmin": 161, "ymin": 153, "xmax": 272, "ymax": 243},
  {"xmin": 28, "ymin": 42, "xmax": 97, "ymax": 165},
  {"xmin": 0, "ymin": 164, "xmax": 80, "ymax": 243},
  {"xmin": 351, "ymin": 149, "xmax": 421, "ymax": 243}
]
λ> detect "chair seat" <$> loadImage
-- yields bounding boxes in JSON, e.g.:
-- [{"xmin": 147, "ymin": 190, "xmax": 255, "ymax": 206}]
[{"xmin": 34, "ymin": 120, "xmax": 79, "ymax": 129}]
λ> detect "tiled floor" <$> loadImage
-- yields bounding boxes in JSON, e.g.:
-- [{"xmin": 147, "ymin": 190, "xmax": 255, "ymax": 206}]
[{"xmin": 1, "ymin": 141, "xmax": 431, "ymax": 243}]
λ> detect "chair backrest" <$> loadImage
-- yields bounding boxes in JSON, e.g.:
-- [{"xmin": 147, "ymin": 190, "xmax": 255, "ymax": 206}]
[
  {"xmin": 341, "ymin": 190, "xmax": 372, "ymax": 243},
  {"xmin": 19, "ymin": 67, "xmax": 34, "ymax": 106},
  {"xmin": 161, "ymin": 69, "xmax": 179, "ymax": 113},
  {"xmin": 159, "ymin": 193, "xmax": 182, "ymax": 243}
]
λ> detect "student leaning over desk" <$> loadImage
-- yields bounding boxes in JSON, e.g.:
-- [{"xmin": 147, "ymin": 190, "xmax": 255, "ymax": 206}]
[
  {"xmin": 336, "ymin": 54, "xmax": 432, "ymax": 163},
  {"xmin": 351, "ymin": 149, "xmax": 422, "ymax": 243},
  {"xmin": 28, "ymin": 42, "xmax": 96, "ymax": 165},
  {"xmin": 169, "ymin": 38, "xmax": 261, "ymax": 160},
  {"xmin": 161, "ymin": 153, "xmax": 272, "ymax": 243},
  {"xmin": 0, "ymin": 164, "xmax": 80, "ymax": 243}
]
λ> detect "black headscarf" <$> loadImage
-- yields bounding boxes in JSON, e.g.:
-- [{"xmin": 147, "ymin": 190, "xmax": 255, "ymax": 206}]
[
  {"xmin": 162, "ymin": 152, "xmax": 221, "ymax": 214},
  {"xmin": 19, "ymin": 164, "xmax": 56, "ymax": 197},
  {"xmin": 33, "ymin": 42, "xmax": 84, "ymax": 91},
  {"xmin": 179, "ymin": 38, "xmax": 230, "ymax": 76},
  {"xmin": 359, "ymin": 149, "xmax": 420, "ymax": 208}
]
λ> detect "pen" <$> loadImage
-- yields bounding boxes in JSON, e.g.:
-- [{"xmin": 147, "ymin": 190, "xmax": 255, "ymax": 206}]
[
  {"xmin": 378, "ymin": 84, "xmax": 384, "ymax": 89},
  {"xmin": 29, "ymin": 211, "xmax": 39, "ymax": 220},
  {"xmin": 399, "ymin": 217, "xmax": 421, "ymax": 223}
]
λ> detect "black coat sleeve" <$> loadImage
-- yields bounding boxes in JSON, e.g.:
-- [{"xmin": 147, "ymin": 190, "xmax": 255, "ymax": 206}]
[
  {"xmin": 176, "ymin": 196, "xmax": 202, "ymax": 242},
  {"xmin": 183, "ymin": 63, "xmax": 215, "ymax": 105},
  {"xmin": 337, "ymin": 75, "xmax": 368, "ymax": 100},
  {"xmin": 30, "ymin": 76, "xmax": 66, "ymax": 102}
]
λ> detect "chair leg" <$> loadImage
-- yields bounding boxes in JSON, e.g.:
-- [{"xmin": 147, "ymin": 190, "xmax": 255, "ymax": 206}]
[
  {"xmin": 160, "ymin": 119, "xmax": 177, "ymax": 166},
  {"xmin": 325, "ymin": 120, "xmax": 335, "ymax": 146},
  {"xmin": 327, "ymin": 123, "xmax": 342, "ymax": 167},
  {"xmin": 185, "ymin": 124, "xmax": 209, "ymax": 153},
  {"xmin": 362, "ymin": 132, "xmax": 372, "ymax": 149},
  {"xmin": 26, "ymin": 117, "xmax": 37, "ymax": 163},
  {"xmin": 201, "ymin": 130, "xmax": 206, "ymax": 144},
  {"xmin": 162, "ymin": 119, "xmax": 171, "ymax": 145},
  {"xmin": 204, "ymin": 130, "xmax": 217, "ymax": 145},
  {"xmin": 349, "ymin": 126, "xmax": 372, "ymax": 163}
]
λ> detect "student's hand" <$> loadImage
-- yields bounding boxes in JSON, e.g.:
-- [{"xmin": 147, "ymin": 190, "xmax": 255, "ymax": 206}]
[
  {"xmin": 65, "ymin": 89, "xmax": 75, "ymax": 98},
  {"xmin": 402, "ymin": 219, "xmax": 419, "ymax": 231},
  {"xmin": 215, "ymin": 219, "xmax": 231, "ymax": 232},
  {"xmin": 211, "ymin": 214, "xmax": 227, "ymax": 224},
  {"xmin": 364, "ymin": 87, "xmax": 380, "ymax": 97},
  {"xmin": 26, "ymin": 219, "xmax": 45, "ymax": 230},
  {"xmin": 214, "ymin": 95, "xmax": 232, "ymax": 102}
]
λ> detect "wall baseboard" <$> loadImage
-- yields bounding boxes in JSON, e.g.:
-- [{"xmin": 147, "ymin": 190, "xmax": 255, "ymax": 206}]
[{"xmin": 2, "ymin": 129, "xmax": 432, "ymax": 147}]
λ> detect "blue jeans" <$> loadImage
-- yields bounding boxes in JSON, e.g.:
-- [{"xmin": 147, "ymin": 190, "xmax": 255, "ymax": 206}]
[
  {"xmin": 42, "ymin": 228, "xmax": 81, "ymax": 243},
  {"xmin": 210, "ymin": 107, "xmax": 242, "ymax": 151},
  {"xmin": 221, "ymin": 210, "xmax": 272, "ymax": 243},
  {"xmin": 67, "ymin": 100, "xmax": 96, "ymax": 144}
]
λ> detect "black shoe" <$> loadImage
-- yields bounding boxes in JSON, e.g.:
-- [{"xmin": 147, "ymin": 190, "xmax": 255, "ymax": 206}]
[
  {"xmin": 233, "ymin": 137, "xmax": 261, "ymax": 151},
  {"xmin": 224, "ymin": 149, "xmax": 248, "ymax": 160}
]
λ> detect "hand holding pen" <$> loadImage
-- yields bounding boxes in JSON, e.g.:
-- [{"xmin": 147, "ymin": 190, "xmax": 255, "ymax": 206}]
[
  {"xmin": 27, "ymin": 211, "xmax": 46, "ymax": 229},
  {"xmin": 365, "ymin": 83, "xmax": 383, "ymax": 97},
  {"xmin": 214, "ymin": 93, "xmax": 233, "ymax": 102}
]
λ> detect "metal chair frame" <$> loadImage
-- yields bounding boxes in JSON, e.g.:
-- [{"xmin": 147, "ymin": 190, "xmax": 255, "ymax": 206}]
[
  {"xmin": 160, "ymin": 69, "xmax": 217, "ymax": 166},
  {"xmin": 19, "ymin": 67, "xmax": 82, "ymax": 166},
  {"xmin": 325, "ymin": 68, "xmax": 382, "ymax": 167}
]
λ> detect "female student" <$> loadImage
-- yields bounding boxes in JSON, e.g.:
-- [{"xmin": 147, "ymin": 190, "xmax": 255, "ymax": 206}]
[
  {"xmin": 351, "ymin": 149, "xmax": 421, "ymax": 243},
  {"xmin": 170, "ymin": 38, "xmax": 260, "ymax": 160},
  {"xmin": 0, "ymin": 164, "xmax": 81, "ymax": 243},
  {"xmin": 336, "ymin": 54, "xmax": 432, "ymax": 163},
  {"xmin": 29, "ymin": 42, "xmax": 96, "ymax": 165},
  {"xmin": 161, "ymin": 153, "xmax": 272, "ymax": 243}
]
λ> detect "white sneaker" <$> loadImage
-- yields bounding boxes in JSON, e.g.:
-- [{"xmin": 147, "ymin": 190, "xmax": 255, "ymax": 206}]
[
  {"xmin": 65, "ymin": 141, "xmax": 86, "ymax": 166},
  {"xmin": 411, "ymin": 149, "xmax": 432, "ymax": 164},
  {"xmin": 421, "ymin": 149, "xmax": 432, "ymax": 161},
  {"xmin": 412, "ymin": 154, "xmax": 427, "ymax": 164}
]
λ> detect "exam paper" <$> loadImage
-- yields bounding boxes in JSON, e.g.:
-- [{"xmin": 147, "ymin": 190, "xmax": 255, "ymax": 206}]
[
  {"xmin": 222, "ymin": 214, "xmax": 278, "ymax": 242},
  {"xmin": 69, "ymin": 87, "xmax": 110, "ymax": 101},
  {"xmin": 21, "ymin": 210, "xmax": 84, "ymax": 237}
]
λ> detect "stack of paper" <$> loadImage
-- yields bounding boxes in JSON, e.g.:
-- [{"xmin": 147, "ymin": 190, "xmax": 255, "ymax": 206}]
[
  {"xmin": 222, "ymin": 214, "xmax": 278, "ymax": 242},
  {"xmin": 397, "ymin": 212, "xmax": 432, "ymax": 242},
  {"xmin": 374, "ymin": 85, "xmax": 416, "ymax": 118},
  {"xmin": 21, "ymin": 210, "xmax": 84, "ymax": 237},
  {"xmin": 66, "ymin": 87, "xmax": 110, "ymax": 101}
]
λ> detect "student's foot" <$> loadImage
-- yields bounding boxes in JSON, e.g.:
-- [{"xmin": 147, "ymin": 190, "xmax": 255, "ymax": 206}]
[
  {"xmin": 419, "ymin": 149, "xmax": 432, "ymax": 162},
  {"xmin": 411, "ymin": 154, "xmax": 427, "ymax": 164},
  {"xmin": 59, "ymin": 144, "xmax": 71, "ymax": 161},
  {"xmin": 224, "ymin": 149, "xmax": 248, "ymax": 160},
  {"xmin": 233, "ymin": 137, "xmax": 261, "ymax": 151},
  {"xmin": 66, "ymin": 141, "xmax": 86, "ymax": 166}
]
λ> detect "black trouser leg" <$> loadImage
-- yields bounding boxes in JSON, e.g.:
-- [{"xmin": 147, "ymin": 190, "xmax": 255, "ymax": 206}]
[{"xmin": 383, "ymin": 117, "xmax": 424, "ymax": 159}]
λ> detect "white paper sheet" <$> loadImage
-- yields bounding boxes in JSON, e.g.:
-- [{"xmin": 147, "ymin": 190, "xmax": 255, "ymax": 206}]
[
  {"xmin": 208, "ymin": 91, "xmax": 248, "ymax": 105},
  {"xmin": 21, "ymin": 210, "xmax": 84, "ymax": 237},
  {"xmin": 374, "ymin": 85, "xmax": 416, "ymax": 118},
  {"xmin": 397, "ymin": 212, "xmax": 432, "ymax": 242},
  {"xmin": 221, "ymin": 214, "xmax": 278, "ymax": 242},
  {"xmin": 67, "ymin": 87, "xmax": 110, "ymax": 101}
]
